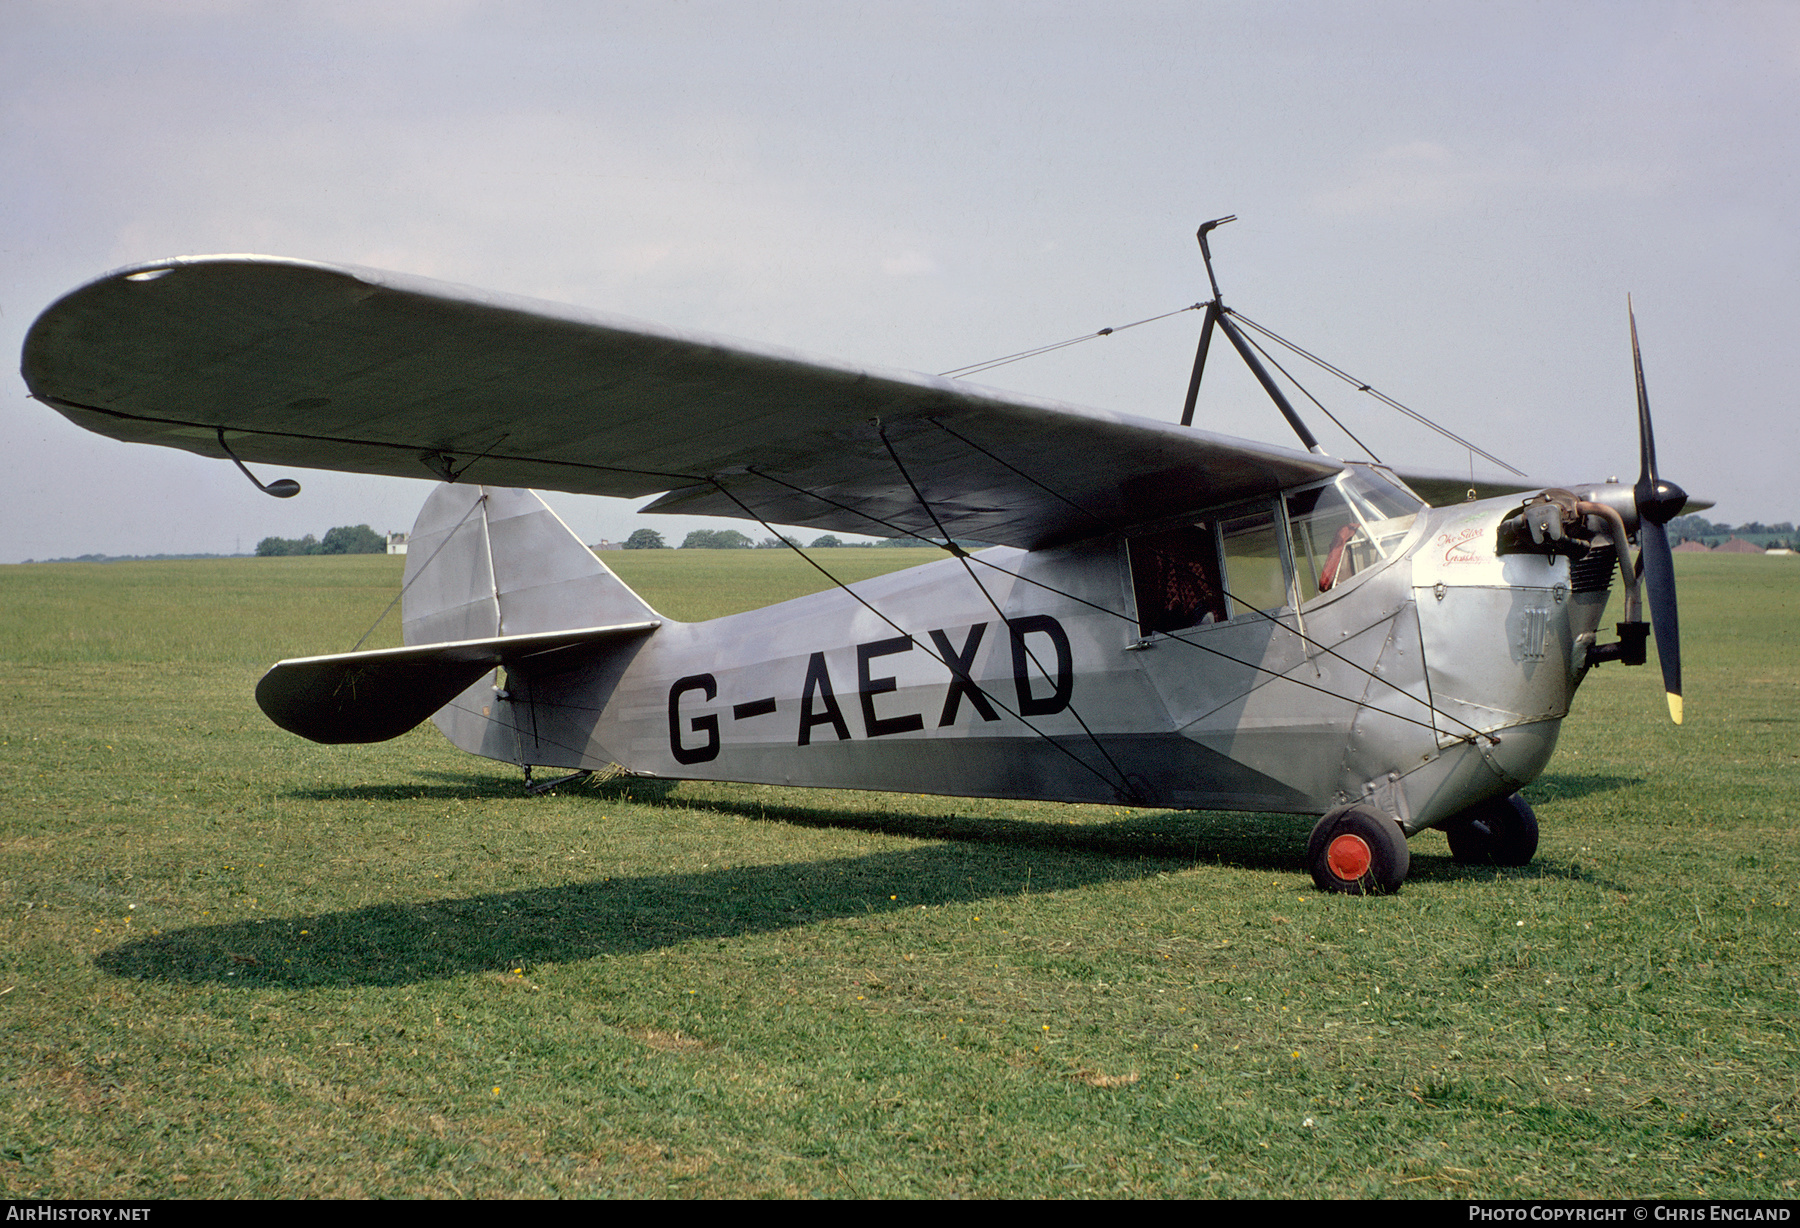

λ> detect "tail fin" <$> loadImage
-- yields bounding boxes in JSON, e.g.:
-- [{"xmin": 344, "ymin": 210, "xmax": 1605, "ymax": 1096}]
[
  {"xmin": 402, "ymin": 483, "xmax": 658, "ymax": 645},
  {"xmin": 254, "ymin": 485, "xmax": 662, "ymax": 763},
  {"xmin": 398, "ymin": 484, "xmax": 661, "ymax": 765}
]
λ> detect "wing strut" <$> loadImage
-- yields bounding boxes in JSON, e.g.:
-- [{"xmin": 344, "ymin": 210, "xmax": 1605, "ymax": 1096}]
[
  {"xmin": 1213, "ymin": 312, "xmax": 1326, "ymax": 454},
  {"xmin": 1180, "ymin": 220, "xmax": 1527, "ymax": 483},
  {"xmin": 1179, "ymin": 217, "xmax": 1325, "ymax": 455},
  {"xmin": 1178, "ymin": 302, "xmax": 1219, "ymax": 429}
]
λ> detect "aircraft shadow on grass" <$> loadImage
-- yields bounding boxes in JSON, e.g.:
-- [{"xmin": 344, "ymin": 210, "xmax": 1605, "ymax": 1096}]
[
  {"xmin": 95, "ymin": 774, "xmax": 1637, "ymax": 989},
  {"xmin": 1524, "ymin": 772, "xmax": 1644, "ymax": 803}
]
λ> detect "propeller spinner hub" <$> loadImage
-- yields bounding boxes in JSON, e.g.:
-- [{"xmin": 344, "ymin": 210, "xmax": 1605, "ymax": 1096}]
[{"xmin": 1634, "ymin": 477, "xmax": 1688, "ymax": 526}]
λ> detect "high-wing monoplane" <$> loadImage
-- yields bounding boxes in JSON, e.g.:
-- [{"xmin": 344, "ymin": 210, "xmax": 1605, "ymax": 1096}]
[{"xmin": 21, "ymin": 223, "xmax": 1693, "ymax": 892}]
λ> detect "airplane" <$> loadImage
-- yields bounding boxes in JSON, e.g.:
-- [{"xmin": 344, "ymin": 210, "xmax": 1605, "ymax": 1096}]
[{"xmin": 19, "ymin": 221, "xmax": 1693, "ymax": 894}]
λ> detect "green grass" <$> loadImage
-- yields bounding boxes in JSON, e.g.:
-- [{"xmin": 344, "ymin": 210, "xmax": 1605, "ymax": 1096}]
[
  {"xmin": 0, "ymin": 549, "xmax": 1795, "ymax": 1197},
  {"xmin": 606, "ymin": 546, "xmax": 945, "ymax": 622}
]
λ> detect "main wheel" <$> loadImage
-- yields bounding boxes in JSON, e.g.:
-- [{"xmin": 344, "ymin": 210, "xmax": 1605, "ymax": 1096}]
[
  {"xmin": 1443, "ymin": 794, "xmax": 1538, "ymax": 866},
  {"xmin": 1307, "ymin": 803, "xmax": 1411, "ymax": 894}
]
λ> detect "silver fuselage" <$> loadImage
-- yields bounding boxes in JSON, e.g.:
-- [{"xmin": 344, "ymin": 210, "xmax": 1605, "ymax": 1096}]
[{"xmin": 439, "ymin": 492, "xmax": 1589, "ymax": 831}]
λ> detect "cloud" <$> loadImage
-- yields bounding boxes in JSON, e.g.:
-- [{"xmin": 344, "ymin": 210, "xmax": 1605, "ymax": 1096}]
[
  {"xmin": 1312, "ymin": 139, "xmax": 1663, "ymax": 217},
  {"xmin": 880, "ymin": 251, "xmax": 939, "ymax": 277}
]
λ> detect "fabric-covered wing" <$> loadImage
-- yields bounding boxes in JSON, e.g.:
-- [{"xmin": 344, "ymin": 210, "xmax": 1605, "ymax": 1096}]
[{"xmin": 24, "ymin": 255, "xmax": 1342, "ymax": 549}]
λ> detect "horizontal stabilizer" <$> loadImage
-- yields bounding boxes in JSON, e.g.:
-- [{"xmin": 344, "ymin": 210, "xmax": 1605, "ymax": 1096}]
[{"xmin": 255, "ymin": 621, "xmax": 659, "ymax": 744}]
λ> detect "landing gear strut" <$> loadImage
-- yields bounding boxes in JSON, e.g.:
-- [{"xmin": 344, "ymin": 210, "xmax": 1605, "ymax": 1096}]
[
  {"xmin": 1307, "ymin": 802, "xmax": 1411, "ymax": 894},
  {"xmin": 523, "ymin": 765, "xmax": 593, "ymax": 795},
  {"xmin": 1443, "ymin": 794, "xmax": 1539, "ymax": 866}
]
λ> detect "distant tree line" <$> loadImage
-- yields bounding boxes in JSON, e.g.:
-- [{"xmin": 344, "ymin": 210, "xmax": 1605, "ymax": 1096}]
[
  {"xmin": 684, "ymin": 530, "xmax": 895, "ymax": 548},
  {"xmin": 256, "ymin": 525, "xmax": 388, "ymax": 556},
  {"xmin": 22, "ymin": 552, "xmax": 250, "ymax": 564},
  {"xmin": 680, "ymin": 529, "xmax": 754, "ymax": 549},
  {"xmin": 1669, "ymin": 515, "xmax": 1796, "ymax": 550}
]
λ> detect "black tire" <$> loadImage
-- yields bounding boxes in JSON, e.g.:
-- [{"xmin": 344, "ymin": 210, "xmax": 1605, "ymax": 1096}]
[
  {"xmin": 1443, "ymin": 794, "xmax": 1539, "ymax": 866},
  {"xmin": 1307, "ymin": 803, "xmax": 1411, "ymax": 894}
]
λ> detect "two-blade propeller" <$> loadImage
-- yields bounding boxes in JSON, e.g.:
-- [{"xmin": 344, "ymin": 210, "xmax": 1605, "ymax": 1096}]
[{"xmin": 1628, "ymin": 300, "xmax": 1688, "ymax": 724}]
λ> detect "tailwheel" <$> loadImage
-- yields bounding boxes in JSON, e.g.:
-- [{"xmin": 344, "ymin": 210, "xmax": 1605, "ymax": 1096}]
[
  {"xmin": 1307, "ymin": 803, "xmax": 1410, "ymax": 894},
  {"xmin": 1443, "ymin": 793, "xmax": 1539, "ymax": 867}
]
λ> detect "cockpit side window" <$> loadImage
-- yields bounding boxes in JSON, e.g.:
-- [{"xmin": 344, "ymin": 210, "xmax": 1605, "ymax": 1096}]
[
  {"xmin": 1128, "ymin": 523, "xmax": 1227, "ymax": 636},
  {"xmin": 1286, "ymin": 468, "xmax": 1425, "ymax": 603},
  {"xmin": 1287, "ymin": 482, "xmax": 1364, "ymax": 603},
  {"xmin": 1219, "ymin": 505, "xmax": 1291, "ymax": 617}
]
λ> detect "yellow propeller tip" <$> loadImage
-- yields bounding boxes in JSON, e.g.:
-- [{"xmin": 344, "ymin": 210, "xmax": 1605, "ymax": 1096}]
[{"xmin": 1667, "ymin": 693, "xmax": 1683, "ymax": 724}]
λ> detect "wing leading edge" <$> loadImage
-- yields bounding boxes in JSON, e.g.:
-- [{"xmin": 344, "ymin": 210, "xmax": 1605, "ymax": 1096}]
[{"xmin": 24, "ymin": 255, "xmax": 1343, "ymax": 548}]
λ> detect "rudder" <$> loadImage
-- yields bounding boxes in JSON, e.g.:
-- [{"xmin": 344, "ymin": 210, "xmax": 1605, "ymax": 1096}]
[
  {"xmin": 401, "ymin": 484, "xmax": 661, "ymax": 765},
  {"xmin": 402, "ymin": 484, "xmax": 658, "ymax": 646}
]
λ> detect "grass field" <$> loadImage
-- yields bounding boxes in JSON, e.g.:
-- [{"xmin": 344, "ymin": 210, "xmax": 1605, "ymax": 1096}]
[{"xmin": 1, "ymin": 547, "xmax": 1795, "ymax": 1198}]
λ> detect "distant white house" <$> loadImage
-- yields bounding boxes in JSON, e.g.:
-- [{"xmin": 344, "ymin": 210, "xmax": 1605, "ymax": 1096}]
[
  {"xmin": 386, "ymin": 532, "xmax": 408, "ymax": 555},
  {"xmin": 590, "ymin": 540, "xmax": 621, "ymax": 552}
]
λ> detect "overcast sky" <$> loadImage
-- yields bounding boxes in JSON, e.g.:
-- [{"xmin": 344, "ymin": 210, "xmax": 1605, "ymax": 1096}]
[{"xmin": 4, "ymin": 1, "xmax": 1794, "ymax": 562}]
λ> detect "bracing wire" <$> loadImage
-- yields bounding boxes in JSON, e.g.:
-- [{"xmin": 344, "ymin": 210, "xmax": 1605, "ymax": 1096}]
[
  {"xmin": 732, "ymin": 462, "xmax": 1490, "ymax": 744},
  {"xmin": 1229, "ymin": 321, "xmax": 1383, "ymax": 464},
  {"xmin": 1227, "ymin": 309, "xmax": 1526, "ymax": 477},
  {"xmin": 937, "ymin": 304, "xmax": 1204, "ymax": 379},
  {"xmin": 351, "ymin": 492, "xmax": 490, "ymax": 651},
  {"xmin": 876, "ymin": 424, "xmax": 1142, "ymax": 798},
  {"xmin": 426, "ymin": 294, "xmax": 1528, "ymax": 782},
  {"xmin": 705, "ymin": 479, "xmax": 1144, "ymax": 802},
  {"xmin": 932, "ymin": 291, "xmax": 1522, "ymax": 478}
]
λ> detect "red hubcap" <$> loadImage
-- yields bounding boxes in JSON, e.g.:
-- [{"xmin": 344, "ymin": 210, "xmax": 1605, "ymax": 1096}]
[{"xmin": 1326, "ymin": 833, "xmax": 1372, "ymax": 881}]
